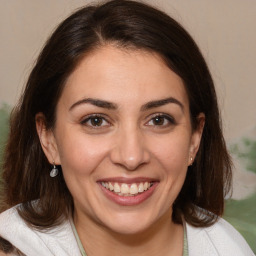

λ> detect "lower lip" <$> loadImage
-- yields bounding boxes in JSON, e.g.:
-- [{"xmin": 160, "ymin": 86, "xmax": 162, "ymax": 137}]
[{"xmin": 98, "ymin": 182, "xmax": 158, "ymax": 206}]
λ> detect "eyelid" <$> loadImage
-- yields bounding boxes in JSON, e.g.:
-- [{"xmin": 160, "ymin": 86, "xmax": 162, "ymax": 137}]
[
  {"xmin": 80, "ymin": 113, "xmax": 111, "ymax": 127},
  {"xmin": 145, "ymin": 113, "xmax": 176, "ymax": 126}
]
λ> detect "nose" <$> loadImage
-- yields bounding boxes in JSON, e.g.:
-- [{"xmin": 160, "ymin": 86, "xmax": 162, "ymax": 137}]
[{"xmin": 110, "ymin": 127, "xmax": 150, "ymax": 170}]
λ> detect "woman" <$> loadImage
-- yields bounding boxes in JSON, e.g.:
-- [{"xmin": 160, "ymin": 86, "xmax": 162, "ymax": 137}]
[{"xmin": 0, "ymin": 0, "xmax": 254, "ymax": 255}]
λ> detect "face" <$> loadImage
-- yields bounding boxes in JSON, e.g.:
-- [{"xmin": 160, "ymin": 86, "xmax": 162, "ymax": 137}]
[{"xmin": 38, "ymin": 45, "xmax": 204, "ymax": 235}]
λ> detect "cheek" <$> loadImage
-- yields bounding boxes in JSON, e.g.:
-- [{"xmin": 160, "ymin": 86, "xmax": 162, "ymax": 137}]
[
  {"xmin": 56, "ymin": 132, "xmax": 110, "ymax": 176},
  {"xmin": 149, "ymin": 134, "xmax": 191, "ymax": 173}
]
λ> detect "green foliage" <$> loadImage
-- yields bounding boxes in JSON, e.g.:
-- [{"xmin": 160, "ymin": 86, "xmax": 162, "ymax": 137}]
[
  {"xmin": 230, "ymin": 137, "xmax": 256, "ymax": 174},
  {"xmin": 224, "ymin": 193, "xmax": 256, "ymax": 253},
  {"xmin": 0, "ymin": 103, "xmax": 10, "ymax": 166},
  {"xmin": 228, "ymin": 136, "xmax": 256, "ymax": 252}
]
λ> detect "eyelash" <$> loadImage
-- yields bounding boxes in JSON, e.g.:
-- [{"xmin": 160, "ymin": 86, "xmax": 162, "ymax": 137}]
[
  {"xmin": 145, "ymin": 113, "xmax": 176, "ymax": 127},
  {"xmin": 80, "ymin": 114, "xmax": 110, "ymax": 128},
  {"xmin": 80, "ymin": 113, "xmax": 176, "ymax": 129}
]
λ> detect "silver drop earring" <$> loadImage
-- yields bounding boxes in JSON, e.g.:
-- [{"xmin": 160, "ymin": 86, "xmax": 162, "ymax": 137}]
[{"xmin": 50, "ymin": 163, "xmax": 59, "ymax": 177}]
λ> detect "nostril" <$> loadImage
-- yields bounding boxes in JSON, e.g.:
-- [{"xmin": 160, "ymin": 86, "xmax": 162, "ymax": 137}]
[{"xmin": 109, "ymin": 134, "xmax": 150, "ymax": 170}]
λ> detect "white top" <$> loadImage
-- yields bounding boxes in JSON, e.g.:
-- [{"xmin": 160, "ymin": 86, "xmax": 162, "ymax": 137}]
[{"xmin": 0, "ymin": 205, "xmax": 254, "ymax": 256}]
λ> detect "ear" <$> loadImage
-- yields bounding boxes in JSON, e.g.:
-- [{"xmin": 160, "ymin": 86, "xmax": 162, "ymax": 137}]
[
  {"xmin": 188, "ymin": 113, "xmax": 205, "ymax": 166},
  {"xmin": 35, "ymin": 113, "xmax": 61, "ymax": 165}
]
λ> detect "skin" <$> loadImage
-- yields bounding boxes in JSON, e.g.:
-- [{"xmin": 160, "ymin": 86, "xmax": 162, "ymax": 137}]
[{"xmin": 37, "ymin": 45, "xmax": 205, "ymax": 256}]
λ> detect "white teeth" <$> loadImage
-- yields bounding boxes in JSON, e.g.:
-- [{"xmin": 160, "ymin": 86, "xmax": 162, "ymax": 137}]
[
  {"xmin": 114, "ymin": 183, "xmax": 121, "ymax": 193},
  {"xmin": 121, "ymin": 183, "xmax": 129, "ymax": 194},
  {"xmin": 109, "ymin": 182, "xmax": 114, "ymax": 191},
  {"xmin": 130, "ymin": 183, "xmax": 138, "ymax": 195},
  {"xmin": 138, "ymin": 183, "xmax": 144, "ymax": 193},
  {"xmin": 101, "ymin": 181, "xmax": 154, "ymax": 196},
  {"xmin": 144, "ymin": 182, "xmax": 149, "ymax": 190}
]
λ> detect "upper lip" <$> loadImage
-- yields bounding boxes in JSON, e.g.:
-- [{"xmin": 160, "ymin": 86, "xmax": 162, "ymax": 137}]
[{"xmin": 97, "ymin": 176, "xmax": 159, "ymax": 184}]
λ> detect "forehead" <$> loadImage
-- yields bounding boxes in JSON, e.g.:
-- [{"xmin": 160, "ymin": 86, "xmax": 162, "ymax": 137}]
[{"xmin": 61, "ymin": 45, "xmax": 189, "ymax": 109}]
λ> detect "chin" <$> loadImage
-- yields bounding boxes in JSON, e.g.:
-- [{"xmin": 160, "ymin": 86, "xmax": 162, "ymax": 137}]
[{"xmin": 98, "ymin": 210, "xmax": 162, "ymax": 236}]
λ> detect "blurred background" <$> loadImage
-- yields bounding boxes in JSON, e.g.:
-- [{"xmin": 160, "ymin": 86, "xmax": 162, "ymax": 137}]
[{"xmin": 0, "ymin": 0, "xmax": 255, "ymax": 252}]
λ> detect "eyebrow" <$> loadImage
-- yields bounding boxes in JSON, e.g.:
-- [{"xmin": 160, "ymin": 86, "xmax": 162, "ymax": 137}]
[
  {"xmin": 140, "ymin": 97, "xmax": 184, "ymax": 112},
  {"xmin": 69, "ymin": 97, "xmax": 184, "ymax": 112},
  {"xmin": 69, "ymin": 98, "xmax": 117, "ymax": 111}
]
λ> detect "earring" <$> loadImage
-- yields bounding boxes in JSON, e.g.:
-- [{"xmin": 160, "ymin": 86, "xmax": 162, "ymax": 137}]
[
  {"xmin": 50, "ymin": 163, "xmax": 58, "ymax": 177},
  {"xmin": 190, "ymin": 157, "xmax": 193, "ymax": 166}
]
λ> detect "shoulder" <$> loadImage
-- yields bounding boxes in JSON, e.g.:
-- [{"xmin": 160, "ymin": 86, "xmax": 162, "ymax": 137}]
[
  {"xmin": 186, "ymin": 217, "xmax": 255, "ymax": 256},
  {"xmin": 0, "ymin": 205, "xmax": 80, "ymax": 256}
]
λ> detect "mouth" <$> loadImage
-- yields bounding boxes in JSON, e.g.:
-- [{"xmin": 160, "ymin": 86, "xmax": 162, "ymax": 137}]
[
  {"xmin": 97, "ymin": 178, "xmax": 158, "ymax": 206},
  {"xmin": 100, "ymin": 181, "xmax": 154, "ymax": 197}
]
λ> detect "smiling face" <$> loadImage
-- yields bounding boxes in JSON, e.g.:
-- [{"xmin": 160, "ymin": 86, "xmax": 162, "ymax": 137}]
[{"xmin": 37, "ymin": 45, "xmax": 204, "ymax": 235}]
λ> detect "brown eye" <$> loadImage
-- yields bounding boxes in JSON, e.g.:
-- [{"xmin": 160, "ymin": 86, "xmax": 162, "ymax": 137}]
[
  {"xmin": 81, "ymin": 115, "xmax": 109, "ymax": 128},
  {"xmin": 146, "ymin": 114, "xmax": 176, "ymax": 127},
  {"xmin": 90, "ymin": 117, "xmax": 103, "ymax": 126},
  {"xmin": 152, "ymin": 116, "xmax": 165, "ymax": 125}
]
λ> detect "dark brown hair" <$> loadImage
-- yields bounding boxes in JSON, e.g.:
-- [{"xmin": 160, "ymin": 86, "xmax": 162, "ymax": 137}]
[{"xmin": 1, "ymin": 0, "xmax": 232, "ymax": 230}]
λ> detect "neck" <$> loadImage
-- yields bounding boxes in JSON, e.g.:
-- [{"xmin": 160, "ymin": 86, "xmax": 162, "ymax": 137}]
[{"xmin": 74, "ymin": 210, "xmax": 184, "ymax": 256}]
